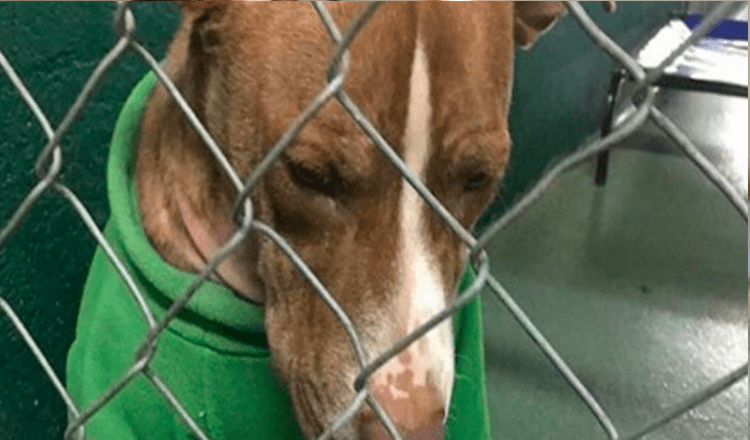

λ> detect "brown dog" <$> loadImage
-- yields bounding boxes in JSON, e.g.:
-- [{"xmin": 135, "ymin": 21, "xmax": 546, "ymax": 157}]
[{"xmin": 135, "ymin": 2, "xmax": 566, "ymax": 439}]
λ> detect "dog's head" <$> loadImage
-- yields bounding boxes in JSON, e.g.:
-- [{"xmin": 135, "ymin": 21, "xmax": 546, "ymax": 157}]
[{"xmin": 137, "ymin": 2, "xmax": 566, "ymax": 439}]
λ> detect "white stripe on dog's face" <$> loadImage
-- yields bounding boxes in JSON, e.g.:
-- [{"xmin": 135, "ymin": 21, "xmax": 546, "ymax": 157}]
[{"xmin": 373, "ymin": 36, "xmax": 454, "ymax": 420}]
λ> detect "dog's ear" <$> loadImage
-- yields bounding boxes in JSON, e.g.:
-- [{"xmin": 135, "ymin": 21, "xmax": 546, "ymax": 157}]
[
  {"xmin": 177, "ymin": 0, "xmax": 225, "ymax": 15},
  {"xmin": 515, "ymin": 1, "xmax": 617, "ymax": 49},
  {"xmin": 175, "ymin": 1, "xmax": 232, "ymax": 55},
  {"xmin": 514, "ymin": 1, "xmax": 568, "ymax": 49}
]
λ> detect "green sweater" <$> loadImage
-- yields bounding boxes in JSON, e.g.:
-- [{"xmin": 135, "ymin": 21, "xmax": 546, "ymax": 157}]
[{"xmin": 66, "ymin": 72, "xmax": 491, "ymax": 440}]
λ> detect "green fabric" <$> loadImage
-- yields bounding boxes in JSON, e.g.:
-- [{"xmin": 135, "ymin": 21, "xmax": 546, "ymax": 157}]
[{"xmin": 66, "ymin": 72, "xmax": 491, "ymax": 440}]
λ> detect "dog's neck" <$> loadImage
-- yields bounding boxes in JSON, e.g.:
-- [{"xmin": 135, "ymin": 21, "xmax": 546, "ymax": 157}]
[{"xmin": 135, "ymin": 61, "xmax": 265, "ymax": 304}]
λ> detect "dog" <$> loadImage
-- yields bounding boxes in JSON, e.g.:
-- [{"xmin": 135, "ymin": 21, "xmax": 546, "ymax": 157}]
[{"xmin": 82, "ymin": 2, "xmax": 569, "ymax": 440}]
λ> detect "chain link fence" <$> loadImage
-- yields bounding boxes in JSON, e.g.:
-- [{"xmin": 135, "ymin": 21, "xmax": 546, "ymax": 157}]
[{"xmin": 0, "ymin": 2, "xmax": 746, "ymax": 440}]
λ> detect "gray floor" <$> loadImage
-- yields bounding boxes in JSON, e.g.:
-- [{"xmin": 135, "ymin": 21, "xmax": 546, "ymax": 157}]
[{"xmin": 482, "ymin": 148, "xmax": 747, "ymax": 440}]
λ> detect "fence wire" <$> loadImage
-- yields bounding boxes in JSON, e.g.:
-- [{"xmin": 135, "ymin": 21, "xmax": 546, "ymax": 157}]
[{"xmin": 0, "ymin": 2, "xmax": 747, "ymax": 440}]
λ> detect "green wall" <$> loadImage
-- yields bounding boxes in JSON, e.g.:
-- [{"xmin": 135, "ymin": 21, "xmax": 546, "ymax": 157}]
[
  {"xmin": 0, "ymin": 3, "xmax": 180, "ymax": 439},
  {"xmin": 0, "ymin": 3, "xmax": 684, "ymax": 439}
]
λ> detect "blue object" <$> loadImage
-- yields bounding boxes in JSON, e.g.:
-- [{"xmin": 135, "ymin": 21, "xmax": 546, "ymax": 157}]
[{"xmin": 683, "ymin": 14, "xmax": 748, "ymax": 40}]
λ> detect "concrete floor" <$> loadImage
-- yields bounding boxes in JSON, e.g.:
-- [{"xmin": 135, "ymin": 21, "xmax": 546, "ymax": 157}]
[{"xmin": 481, "ymin": 148, "xmax": 747, "ymax": 440}]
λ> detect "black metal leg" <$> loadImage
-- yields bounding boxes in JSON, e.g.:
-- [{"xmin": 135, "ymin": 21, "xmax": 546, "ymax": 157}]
[
  {"xmin": 595, "ymin": 150, "xmax": 610, "ymax": 186},
  {"xmin": 595, "ymin": 70, "xmax": 625, "ymax": 187}
]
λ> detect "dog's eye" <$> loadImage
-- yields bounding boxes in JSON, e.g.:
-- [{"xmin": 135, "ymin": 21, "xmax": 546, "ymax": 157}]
[
  {"xmin": 287, "ymin": 160, "xmax": 340, "ymax": 197},
  {"xmin": 290, "ymin": 162, "xmax": 327, "ymax": 186},
  {"xmin": 464, "ymin": 171, "xmax": 491, "ymax": 191}
]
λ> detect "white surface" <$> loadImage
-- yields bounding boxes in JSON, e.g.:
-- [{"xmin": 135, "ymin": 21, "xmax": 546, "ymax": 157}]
[{"xmin": 637, "ymin": 19, "xmax": 748, "ymax": 87}]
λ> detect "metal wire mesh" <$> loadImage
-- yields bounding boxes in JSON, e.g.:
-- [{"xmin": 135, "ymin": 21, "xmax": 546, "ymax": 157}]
[{"xmin": 0, "ymin": 2, "xmax": 747, "ymax": 440}]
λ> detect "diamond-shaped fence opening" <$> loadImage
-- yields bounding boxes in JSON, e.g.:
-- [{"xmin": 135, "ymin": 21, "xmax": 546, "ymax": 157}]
[{"xmin": 0, "ymin": 2, "xmax": 746, "ymax": 440}]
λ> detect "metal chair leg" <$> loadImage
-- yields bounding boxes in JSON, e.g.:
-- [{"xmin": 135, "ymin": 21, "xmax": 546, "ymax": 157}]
[{"xmin": 595, "ymin": 70, "xmax": 625, "ymax": 186}]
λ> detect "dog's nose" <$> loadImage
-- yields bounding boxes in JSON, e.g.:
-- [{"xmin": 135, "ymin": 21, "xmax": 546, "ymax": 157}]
[
  {"xmin": 359, "ymin": 366, "xmax": 446, "ymax": 440},
  {"xmin": 359, "ymin": 402, "xmax": 444, "ymax": 440}
]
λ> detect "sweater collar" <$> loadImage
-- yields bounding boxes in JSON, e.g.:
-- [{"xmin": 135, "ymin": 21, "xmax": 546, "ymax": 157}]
[{"xmin": 107, "ymin": 72, "xmax": 267, "ymax": 348}]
